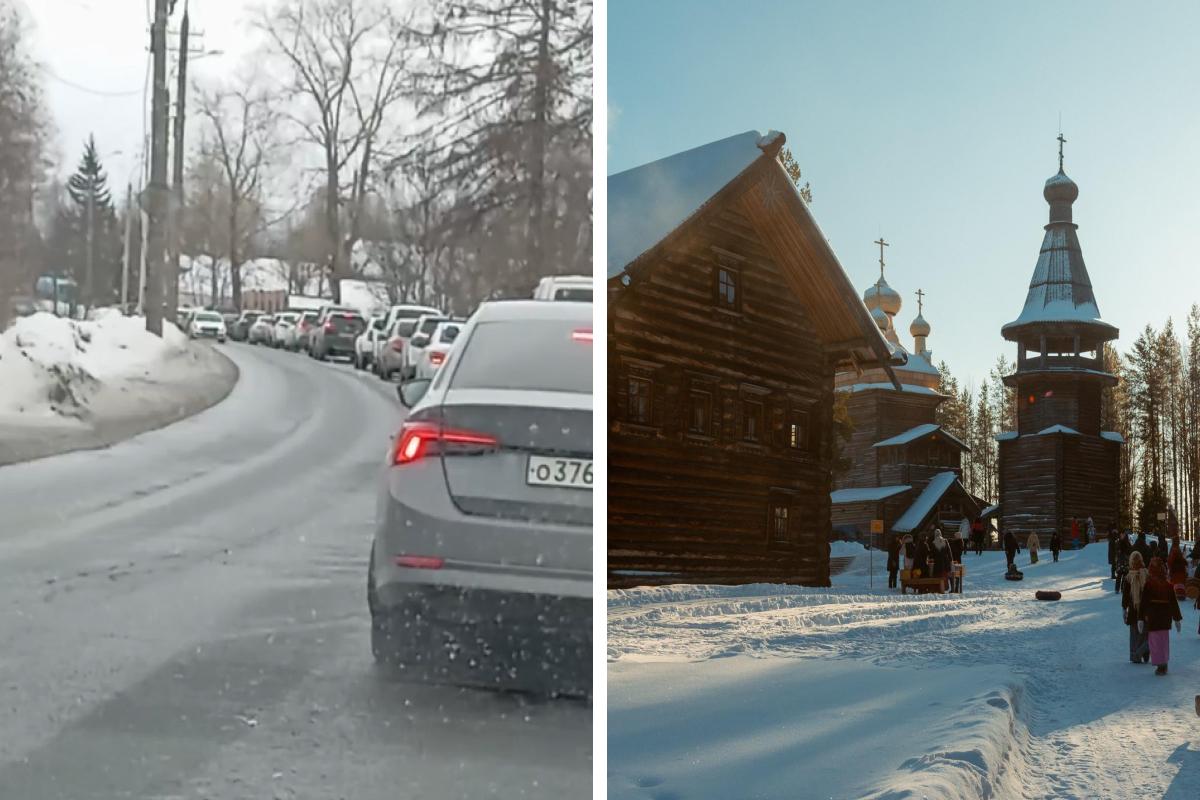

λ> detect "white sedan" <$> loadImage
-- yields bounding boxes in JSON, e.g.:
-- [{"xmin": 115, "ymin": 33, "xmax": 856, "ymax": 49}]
[
  {"xmin": 414, "ymin": 321, "xmax": 463, "ymax": 380},
  {"xmin": 272, "ymin": 312, "xmax": 300, "ymax": 348},
  {"xmin": 188, "ymin": 310, "xmax": 227, "ymax": 342},
  {"xmin": 248, "ymin": 314, "xmax": 276, "ymax": 345}
]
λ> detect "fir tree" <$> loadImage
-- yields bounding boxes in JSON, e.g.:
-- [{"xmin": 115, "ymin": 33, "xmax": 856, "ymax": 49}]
[{"xmin": 59, "ymin": 135, "xmax": 120, "ymax": 306}]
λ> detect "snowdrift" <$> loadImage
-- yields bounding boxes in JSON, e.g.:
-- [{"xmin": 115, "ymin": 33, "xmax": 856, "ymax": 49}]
[{"xmin": 0, "ymin": 311, "xmax": 189, "ymax": 419}]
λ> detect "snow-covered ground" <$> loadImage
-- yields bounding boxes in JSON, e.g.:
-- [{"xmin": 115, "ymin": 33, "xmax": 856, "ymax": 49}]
[
  {"xmin": 609, "ymin": 543, "xmax": 1200, "ymax": 799},
  {"xmin": 0, "ymin": 311, "xmax": 235, "ymax": 464}
]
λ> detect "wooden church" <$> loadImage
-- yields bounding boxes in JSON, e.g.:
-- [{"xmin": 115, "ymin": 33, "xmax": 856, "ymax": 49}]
[
  {"xmin": 830, "ymin": 246, "xmax": 983, "ymax": 542},
  {"xmin": 995, "ymin": 141, "xmax": 1122, "ymax": 537},
  {"xmin": 607, "ymin": 129, "xmax": 900, "ymax": 588}
]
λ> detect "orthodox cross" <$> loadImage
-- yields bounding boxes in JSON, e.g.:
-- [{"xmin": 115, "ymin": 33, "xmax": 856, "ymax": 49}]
[
  {"xmin": 874, "ymin": 237, "xmax": 889, "ymax": 281},
  {"xmin": 916, "ymin": 288, "xmax": 925, "ymax": 315},
  {"xmin": 1057, "ymin": 132, "xmax": 1067, "ymax": 172}
]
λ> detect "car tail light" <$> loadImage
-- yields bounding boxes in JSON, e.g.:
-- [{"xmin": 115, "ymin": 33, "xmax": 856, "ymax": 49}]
[
  {"xmin": 392, "ymin": 420, "xmax": 498, "ymax": 465},
  {"xmin": 324, "ymin": 322, "xmax": 336, "ymax": 333},
  {"xmin": 429, "ymin": 351, "xmax": 445, "ymax": 366},
  {"xmin": 572, "ymin": 328, "xmax": 593, "ymax": 343},
  {"xmin": 393, "ymin": 555, "xmax": 444, "ymax": 570},
  {"xmin": 390, "ymin": 337, "xmax": 404, "ymax": 351}
]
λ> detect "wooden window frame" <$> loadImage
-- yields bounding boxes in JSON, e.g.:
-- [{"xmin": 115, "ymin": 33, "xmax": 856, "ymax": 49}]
[
  {"xmin": 767, "ymin": 489, "xmax": 801, "ymax": 548},
  {"xmin": 711, "ymin": 247, "xmax": 746, "ymax": 316},
  {"xmin": 627, "ymin": 376, "xmax": 652, "ymax": 425},
  {"xmin": 739, "ymin": 383, "xmax": 770, "ymax": 447},
  {"xmin": 687, "ymin": 387, "xmax": 714, "ymax": 438}
]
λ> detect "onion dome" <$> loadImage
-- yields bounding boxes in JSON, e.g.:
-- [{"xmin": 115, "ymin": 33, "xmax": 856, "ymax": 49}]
[
  {"xmin": 1043, "ymin": 170, "xmax": 1079, "ymax": 204},
  {"xmin": 909, "ymin": 312, "xmax": 930, "ymax": 338},
  {"xmin": 864, "ymin": 277, "xmax": 901, "ymax": 316},
  {"xmin": 871, "ymin": 305, "xmax": 890, "ymax": 330}
]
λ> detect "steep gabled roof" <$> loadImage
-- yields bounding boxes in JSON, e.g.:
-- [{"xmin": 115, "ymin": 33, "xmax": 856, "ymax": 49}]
[
  {"xmin": 608, "ymin": 129, "xmax": 898, "ymax": 379},
  {"xmin": 830, "ymin": 485, "xmax": 912, "ymax": 504},
  {"xmin": 892, "ymin": 472, "xmax": 960, "ymax": 533},
  {"xmin": 872, "ymin": 423, "xmax": 970, "ymax": 452}
]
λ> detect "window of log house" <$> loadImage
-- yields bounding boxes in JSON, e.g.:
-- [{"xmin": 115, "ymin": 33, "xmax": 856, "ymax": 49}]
[
  {"xmin": 715, "ymin": 265, "xmax": 740, "ymax": 311},
  {"xmin": 627, "ymin": 376, "xmax": 652, "ymax": 425},
  {"xmin": 768, "ymin": 491, "xmax": 798, "ymax": 545},
  {"xmin": 688, "ymin": 388, "xmax": 712, "ymax": 436},
  {"xmin": 788, "ymin": 409, "xmax": 810, "ymax": 450},
  {"xmin": 742, "ymin": 399, "xmax": 764, "ymax": 443}
]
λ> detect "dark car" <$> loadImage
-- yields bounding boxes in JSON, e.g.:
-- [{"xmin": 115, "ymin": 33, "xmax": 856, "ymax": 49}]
[
  {"xmin": 230, "ymin": 310, "xmax": 264, "ymax": 342},
  {"xmin": 310, "ymin": 309, "xmax": 366, "ymax": 360},
  {"xmin": 369, "ymin": 300, "xmax": 593, "ymax": 694}
]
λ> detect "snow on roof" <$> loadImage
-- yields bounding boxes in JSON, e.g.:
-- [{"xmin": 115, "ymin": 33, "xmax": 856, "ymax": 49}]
[
  {"xmin": 1002, "ymin": 225, "xmax": 1113, "ymax": 334},
  {"xmin": 873, "ymin": 423, "xmax": 969, "ymax": 451},
  {"xmin": 980, "ymin": 503, "xmax": 1000, "ymax": 518},
  {"xmin": 890, "ymin": 345, "xmax": 940, "ymax": 376},
  {"xmin": 840, "ymin": 382, "xmax": 942, "ymax": 396},
  {"xmin": 892, "ymin": 471, "xmax": 959, "ymax": 533},
  {"xmin": 995, "ymin": 431, "xmax": 1018, "ymax": 441},
  {"xmin": 1038, "ymin": 424, "xmax": 1080, "ymax": 435},
  {"xmin": 830, "ymin": 485, "xmax": 912, "ymax": 504},
  {"xmin": 1100, "ymin": 430, "xmax": 1126, "ymax": 443},
  {"xmin": 607, "ymin": 130, "xmax": 767, "ymax": 279}
]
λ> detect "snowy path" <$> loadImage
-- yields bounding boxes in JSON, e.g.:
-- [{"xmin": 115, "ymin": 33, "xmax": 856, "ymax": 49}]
[{"xmin": 609, "ymin": 548, "xmax": 1200, "ymax": 799}]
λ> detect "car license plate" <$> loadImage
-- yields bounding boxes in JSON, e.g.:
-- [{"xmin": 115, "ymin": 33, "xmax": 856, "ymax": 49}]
[{"xmin": 526, "ymin": 456, "xmax": 593, "ymax": 490}]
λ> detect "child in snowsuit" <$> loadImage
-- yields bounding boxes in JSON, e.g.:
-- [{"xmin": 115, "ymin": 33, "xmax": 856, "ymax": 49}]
[
  {"xmin": 1027, "ymin": 531, "xmax": 1040, "ymax": 565},
  {"xmin": 886, "ymin": 535, "xmax": 901, "ymax": 589},
  {"xmin": 1122, "ymin": 551, "xmax": 1150, "ymax": 663},
  {"xmin": 1142, "ymin": 557, "xmax": 1183, "ymax": 675},
  {"xmin": 1049, "ymin": 531, "xmax": 1061, "ymax": 562}
]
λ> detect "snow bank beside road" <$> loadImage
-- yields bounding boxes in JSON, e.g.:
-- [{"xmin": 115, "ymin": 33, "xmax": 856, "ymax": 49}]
[
  {"xmin": 0, "ymin": 311, "xmax": 189, "ymax": 418},
  {"xmin": 0, "ymin": 311, "xmax": 236, "ymax": 465}
]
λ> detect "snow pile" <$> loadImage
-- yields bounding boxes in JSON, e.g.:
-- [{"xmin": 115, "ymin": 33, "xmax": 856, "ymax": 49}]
[
  {"xmin": 0, "ymin": 311, "xmax": 189, "ymax": 418},
  {"xmin": 609, "ymin": 546, "xmax": 1200, "ymax": 798}
]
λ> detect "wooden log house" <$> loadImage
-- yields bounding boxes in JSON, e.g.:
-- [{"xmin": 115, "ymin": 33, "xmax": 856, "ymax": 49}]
[
  {"xmin": 996, "ymin": 145, "xmax": 1122, "ymax": 538},
  {"xmin": 607, "ymin": 130, "xmax": 900, "ymax": 588}
]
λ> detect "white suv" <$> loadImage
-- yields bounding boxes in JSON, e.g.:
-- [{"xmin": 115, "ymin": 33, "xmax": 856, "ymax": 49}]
[
  {"xmin": 533, "ymin": 275, "xmax": 592, "ymax": 302},
  {"xmin": 414, "ymin": 320, "xmax": 463, "ymax": 380},
  {"xmin": 372, "ymin": 304, "xmax": 444, "ymax": 375},
  {"xmin": 399, "ymin": 313, "xmax": 451, "ymax": 380}
]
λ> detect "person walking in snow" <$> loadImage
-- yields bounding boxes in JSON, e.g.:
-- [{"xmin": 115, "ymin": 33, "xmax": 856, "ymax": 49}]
[
  {"xmin": 1134, "ymin": 531, "xmax": 1151, "ymax": 565},
  {"xmin": 949, "ymin": 528, "xmax": 966, "ymax": 592},
  {"xmin": 886, "ymin": 534, "xmax": 901, "ymax": 589},
  {"xmin": 1070, "ymin": 517, "xmax": 1081, "ymax": 550},
  {"xmin": 913, "ymin": 534, "xmax": 931, "ymax": 578},
  {"xmin": 931, "ymin": 529, "xmax": 952, "ymax": 590},
  {"xmin": 1107, "ymin": 528, "xmax": 1119, "ymax": 579},
  {"xmin": 971, "ymin": 517, "xmax": 985, "ymax": 555},
  {"xmin": 1027, "ymin": 531, "xmax": 1040, "ymax": 565},
  {"xmin": 1122, "ymin": 551, "xmax": 1151, "ymax": 664},
  {"xmin": 1050, "ymin": 530, "xmax": 1061, "ymax": 563},
  {"xmin": 1142, "ymin": 556, "xmax": 1183, "ymax": 675},
  {"xmin": 1168, "ymin": 538, "xmax": 1188, "ymax": 587},
  {"xmin": 1004, "ymin": 529, "xmax": 1021, "ymax": 569},
  {"xmin": 902, "ymin": 534, "xmax": 915, "ymax": 572},
  {"xmin": 1087, "ymin": 516, "xmax": 1097, "ymax": 544}
]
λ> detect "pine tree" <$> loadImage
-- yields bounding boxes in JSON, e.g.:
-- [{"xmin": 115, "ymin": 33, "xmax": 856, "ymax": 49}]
[
  {"xmin": 61, "ymin": 135, "xmax": 120, "ymax": 307},
  {"xmin": 778, "ymin": 148, "xmax": 813, "ymax": 203}
]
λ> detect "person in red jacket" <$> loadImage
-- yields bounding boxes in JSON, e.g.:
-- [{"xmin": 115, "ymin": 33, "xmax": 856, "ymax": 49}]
[
  {"xmin": 1168, "ymin": 538, "xmax": 1188, "ymax": 588},
  {"xmin": 1142, "ymin": 557, "xmax": 1183, "ymax": 675}
]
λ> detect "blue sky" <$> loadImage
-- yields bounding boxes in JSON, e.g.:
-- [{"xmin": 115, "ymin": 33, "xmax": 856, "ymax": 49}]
[{"xmin": 608, "ymin": 0, "xmax": 1200, "ymax": 390}]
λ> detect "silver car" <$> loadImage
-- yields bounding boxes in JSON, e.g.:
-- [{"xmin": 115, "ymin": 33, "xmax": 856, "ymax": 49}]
[{"xmin": 368, "ymin": 300, "xmax": 592, "ymax": 694}]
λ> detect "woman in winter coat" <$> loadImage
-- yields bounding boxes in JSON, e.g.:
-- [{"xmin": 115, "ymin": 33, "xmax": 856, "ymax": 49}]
[
  {"xmin": 1003, "ymin": 530, "xmax": 1021, "ymax": 569},
  {"xmin": 1142, "ymin": 556, "xmax": 1183, "ymax": 675},
  {"xmin": 1168, "ymin": 539, "xmax": 1188, "ymax": 587},
  {"xmin": 1087, "ymin": 517, "xmax": 1097, "ymax": 543},
  {"xmin": 902, "ymin": 534, "xmax": 915, "ymax": 572},
  {"xmin": 1122, "ymin": 551, "xmax": 1150, "ymax": 663},
  {"xmin": 1027, "ymin": 531, "xmax": 1040, "ymax": 565},
  {"xmin": 1134, "ymin": 531, "xmax": 1150, "ymax": 564},
  {"xmin": 1049, "ymin": 531, "xmax": 1061, "ymax": 562},
  {"xmin": 886, "ymin": 535, "xmax": 901, "ymax": 589},
  {"xmin": 913, "ymin": 534, "xmax": 931, "ymax": 578},
  {"xmin": 971, "ymin": 518, "xmax": 985, "ymax": 555}
]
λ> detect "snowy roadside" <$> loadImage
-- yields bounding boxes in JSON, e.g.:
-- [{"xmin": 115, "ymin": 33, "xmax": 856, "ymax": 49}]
[
  {"xmin": 0, "ymin": 311, "xmax": 237, "ymax": 466},
  {"xmin": 608, "ymin": 545, "xmax": 1200, "ymax": 799}
]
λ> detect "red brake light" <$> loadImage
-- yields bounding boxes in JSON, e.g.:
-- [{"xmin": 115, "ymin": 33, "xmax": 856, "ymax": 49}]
[
  {"xmin": 429, "ymin": 351, "xmax": 445, "ymax": 365},
  {"xmin": 324, "ymin": 321, "xmax": 336, "ymax": 333},
  {"xmin": 393, "ymin": 555, "xmax": 444, "ymax": 570},
  {"xmin": 390, "ymin": 338, "xmax": 404, "ymax": 351},
  {"xmin": 392, "ymin": 421, "xmax": 498, "ymax": 464},
  {"xmin": 572, "ymin": 328, "xmax": 593, "ymax": 343}
]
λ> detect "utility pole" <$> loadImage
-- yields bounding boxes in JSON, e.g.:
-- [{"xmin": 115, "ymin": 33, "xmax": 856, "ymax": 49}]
[
  {"xmin": 121, "ymin": 183, "xmax": 132, "ymax": 310},
  {"xmin": 168, "ymin": 0, "xmax": 190, "ymax": 319},
  {"xmin": 145, "ymin": 0, "xmax": 169, "ymax": 336}
]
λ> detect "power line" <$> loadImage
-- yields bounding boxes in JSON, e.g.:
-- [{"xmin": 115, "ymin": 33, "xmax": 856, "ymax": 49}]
[{"xmin": 36, "ymin": 63, "xmax": 144, "ymax": 97}]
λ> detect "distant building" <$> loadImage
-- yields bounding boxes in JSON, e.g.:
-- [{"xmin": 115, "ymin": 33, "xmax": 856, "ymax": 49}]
[
  {"xmin": 607, "ymin": 130, "xmax": 898, "ymax": 588},
  {"xmin": 830, "ymin": 254, "xmax": 982, "ymax": 544},
  {"xmin": 996, "ymin": 144, "xmax": 1122, "ymax": 537}
]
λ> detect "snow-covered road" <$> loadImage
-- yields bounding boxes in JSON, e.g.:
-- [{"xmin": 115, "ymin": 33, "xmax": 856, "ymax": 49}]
[
  {"xmin": 0, "ymin": 343, "xmax": 591, "ymax": 799},
  {"xmin": 609, "ymin": 546, "xmax": 1200, "ymax": 799}
]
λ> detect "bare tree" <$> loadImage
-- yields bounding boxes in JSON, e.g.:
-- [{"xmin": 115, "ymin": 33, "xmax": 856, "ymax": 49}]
[
  {"xmin": 194, "ymin": 81, "xmax": 274, "ymax": 310},
  {"xmin": 0, "ymin": 2, "xmax": 49, "ymax": 328},
  {"xmin": 257, "ymin": 0, "xmax": 409, "ymax": 303}
]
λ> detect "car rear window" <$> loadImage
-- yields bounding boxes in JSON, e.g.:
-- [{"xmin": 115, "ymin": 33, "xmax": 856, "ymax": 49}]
[
  {"xmin": 195, "ymin": 312, "xmax": 222, "ymax": 322},
  {"xmin": 330, "ymin": 314, "xmax": 364, "ymax": 333},
  {"xmin": 449, "ymin": 319, "xmax": 591, "ymax": 394},
  {"xmin": 438, "ymin": 325, "xmax": 460, "ymax": 344},
  {"xmin": 394, "ymin": 319, "xmax": 417, "ymax": 338},
  {"xmin": 553, "ymin": 287, "xmax": 592, "ymax": 301},
  {"xmin": 419, "ymin": 317, "xmax": 447, "ymax": 336}
]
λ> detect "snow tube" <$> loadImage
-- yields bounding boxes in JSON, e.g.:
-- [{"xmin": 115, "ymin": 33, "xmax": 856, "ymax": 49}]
[{"xmin": 1035, "ymin": 590, "xmax": 1062, "ymax": 601}]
